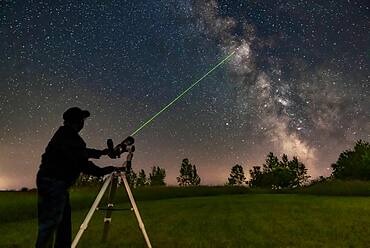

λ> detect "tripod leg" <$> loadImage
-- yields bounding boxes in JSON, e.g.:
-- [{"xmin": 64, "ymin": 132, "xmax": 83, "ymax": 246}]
[
  {"xmin": 120, "ymin": 174, "xmax": 152, "ymax": 248},
  {"xmin": 72, "ymin": 174, "xmax": 112, "ymax": 248},
  {"xmin": 102, "ymin": 174, "xmax": 118, "ymax": 242}
]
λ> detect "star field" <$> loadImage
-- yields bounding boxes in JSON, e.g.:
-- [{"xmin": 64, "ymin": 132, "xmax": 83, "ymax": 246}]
[{"xmin": 0, "ymin": 0, "xmax": 369, "ymax": 189}]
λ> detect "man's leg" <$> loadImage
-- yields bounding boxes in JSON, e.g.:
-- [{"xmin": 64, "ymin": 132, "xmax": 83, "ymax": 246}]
[
  {"xmin": 36, "ymin": 177, "xmax": 67, "ymax": 248},
  {"xmin": 54, "ymin": 192, "xmax": 72, "ymax": 248},
  {"xmin": 36, "ymin": 194, "xmax": 56, "ymax": 248}
]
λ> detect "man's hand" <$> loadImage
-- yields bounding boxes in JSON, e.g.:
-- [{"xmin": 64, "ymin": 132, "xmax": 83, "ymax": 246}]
[{"xmin": 100, "ymin": 148, "xmax": 109, "ymax": 156}]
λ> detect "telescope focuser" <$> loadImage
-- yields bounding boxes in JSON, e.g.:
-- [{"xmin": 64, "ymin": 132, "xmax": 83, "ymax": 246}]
[
  {"xmin": 107, "ymin": 136, "xmax": 135, "ymax": 159},
  {"xmin": 127, "ymin": 145, "xmax": 135, "ymax": 153}
]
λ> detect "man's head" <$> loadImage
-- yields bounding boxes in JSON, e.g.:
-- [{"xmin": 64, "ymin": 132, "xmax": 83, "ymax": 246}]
[{"xmin": 63, "ymin": 107, "xmax": 90, "ymax": 132}]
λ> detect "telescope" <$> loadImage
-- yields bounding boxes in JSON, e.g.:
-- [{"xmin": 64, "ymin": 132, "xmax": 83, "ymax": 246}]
[{"xmin": 106, "ymin": 136, "xmax": 135, "ymax": 159}]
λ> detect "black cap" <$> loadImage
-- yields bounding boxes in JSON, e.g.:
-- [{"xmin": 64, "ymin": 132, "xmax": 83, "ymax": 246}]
[{"xmin": 63, "ymin": 107, "xmax": 90, "ymax": 123}]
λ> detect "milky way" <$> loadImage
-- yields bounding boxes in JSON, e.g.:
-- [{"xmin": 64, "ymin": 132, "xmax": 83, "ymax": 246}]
[
  {"xmin": 193, "ymin": 0, "xmax": 370, "ymax": 176},
  {"xmin": 0, "ymin": 0, "xmax": 369, "ymax": 189}
]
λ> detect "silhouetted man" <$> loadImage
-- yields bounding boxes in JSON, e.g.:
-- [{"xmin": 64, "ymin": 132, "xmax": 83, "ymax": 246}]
[{"xmin": 36, "ymin": 107, "xmax": 118, "ymax": 248}]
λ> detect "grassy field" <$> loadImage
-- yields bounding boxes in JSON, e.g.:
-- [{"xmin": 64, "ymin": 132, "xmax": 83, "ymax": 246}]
[{"xmin": 1, "ymin": 183, "xmax": 370, "ymax": 247}]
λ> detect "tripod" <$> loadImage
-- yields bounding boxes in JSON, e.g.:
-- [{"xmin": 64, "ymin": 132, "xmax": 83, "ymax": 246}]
[{"xmin": 71, "ymin": 150, "xmax": 152, "ymax": 248}]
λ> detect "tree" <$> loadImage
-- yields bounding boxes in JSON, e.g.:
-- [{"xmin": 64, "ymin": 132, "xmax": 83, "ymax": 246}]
[
  {"xmin": 249, "ymin": 152, "xmax": 284, "ymax": 188},
  {"xmin": 227, "ymin": 164, "xmax": 246, "ymax": 185},
  {"xmin": 287, "ymin": 156, "xmax": 310, "ymax": 187},
  {"xmin": 125, "ymin": 164, "xmax": 137, "ymax": 187},
  {"xmin": 136, "ymin": 169, "xmax": 148, "ymax": 187},
  {"xmin": 149, "ymin": 166, "xmax": 166, "ymax": 186},
  {"xmin": 248, "ymin": 166, "xmax": 264, "ymax": 187},
  {"xmin": 331, "ymin": 140, "xmax": 370, "ymax": 180},
  {"xmin": 177, "ymin": 158, "xmax": 201, "ymax": 186},
  {"xmin": 248, "ymin": 152, "xmax": 309, "ymax": 188},
  {"xmin": 263, "ymin": 152, "xmax": 280, "ymax": 172}
]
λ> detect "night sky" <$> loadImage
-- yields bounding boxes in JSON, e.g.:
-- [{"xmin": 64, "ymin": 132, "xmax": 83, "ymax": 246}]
[{"xmin": 1, "ymin": 0, "xmax": 369, "ymax": 189}]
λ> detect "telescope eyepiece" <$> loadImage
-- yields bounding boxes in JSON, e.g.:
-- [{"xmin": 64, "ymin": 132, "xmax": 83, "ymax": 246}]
[
  {"xmin": 128, "ymin": 145, "xmax": 135, "ymax": 153},
  {"xmin": 123, "ymin": 136, "xmax": 134, "ymax": 146},
  {"xmin": 107, "ymin": 139, "xmax": 114, "ymax": 150}
]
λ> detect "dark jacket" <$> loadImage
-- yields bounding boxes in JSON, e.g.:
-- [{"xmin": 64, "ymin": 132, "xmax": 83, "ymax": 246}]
[{"xmin": 38, "ymin": 125, "xmax": 111, "ymax": 186}]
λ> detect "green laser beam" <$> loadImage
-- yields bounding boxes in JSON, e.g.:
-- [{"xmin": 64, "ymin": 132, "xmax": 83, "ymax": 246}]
[{"xmin": 130, "ymin": 50, "xmax": 236, "ymax": 137}]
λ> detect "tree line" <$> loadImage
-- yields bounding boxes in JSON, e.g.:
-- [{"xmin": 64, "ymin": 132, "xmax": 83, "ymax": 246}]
[
  {"xmin": 124, "ymin": 158, "xmax": 202, "ymax": 187},
  {"xmin": 77, "ymin": 139, "xmax": 370, "ymax": 188},
  {"xmin": 229, "ymin": 139, "xmax": 370, "ymax": 188}
]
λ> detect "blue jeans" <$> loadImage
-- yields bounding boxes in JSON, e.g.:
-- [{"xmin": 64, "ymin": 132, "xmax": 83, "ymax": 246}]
[{"xmin": 36, "ymin": 174, "xmax": 71, "ymax": 248}]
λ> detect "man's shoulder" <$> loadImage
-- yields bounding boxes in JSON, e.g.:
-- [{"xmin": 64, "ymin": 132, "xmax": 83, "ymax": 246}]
[
  {"xmin": 52, "ymin": 126, "xmax": 86, "ymax": 147},
  {"xmin": 53, "ymin": 126, "xmax": 73, "ymax": 139}
]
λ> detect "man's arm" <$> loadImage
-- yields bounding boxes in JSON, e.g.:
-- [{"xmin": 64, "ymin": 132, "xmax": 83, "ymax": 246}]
[{"xmin": 86, "ymin": 148, "xmax": 109, "ymax": 159}]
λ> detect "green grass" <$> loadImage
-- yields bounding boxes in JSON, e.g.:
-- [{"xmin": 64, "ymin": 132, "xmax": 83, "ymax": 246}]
[
  {"xmin": 0, "ymin": 186, "xmax": 268, "ymax": 225},
  {"xmin": 2, "ymin": 185, "xmax": 370, "ymax": 247},
  {"xmin": 3, "ymin": 181, "xmax": 370, "ymax": 225}
]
